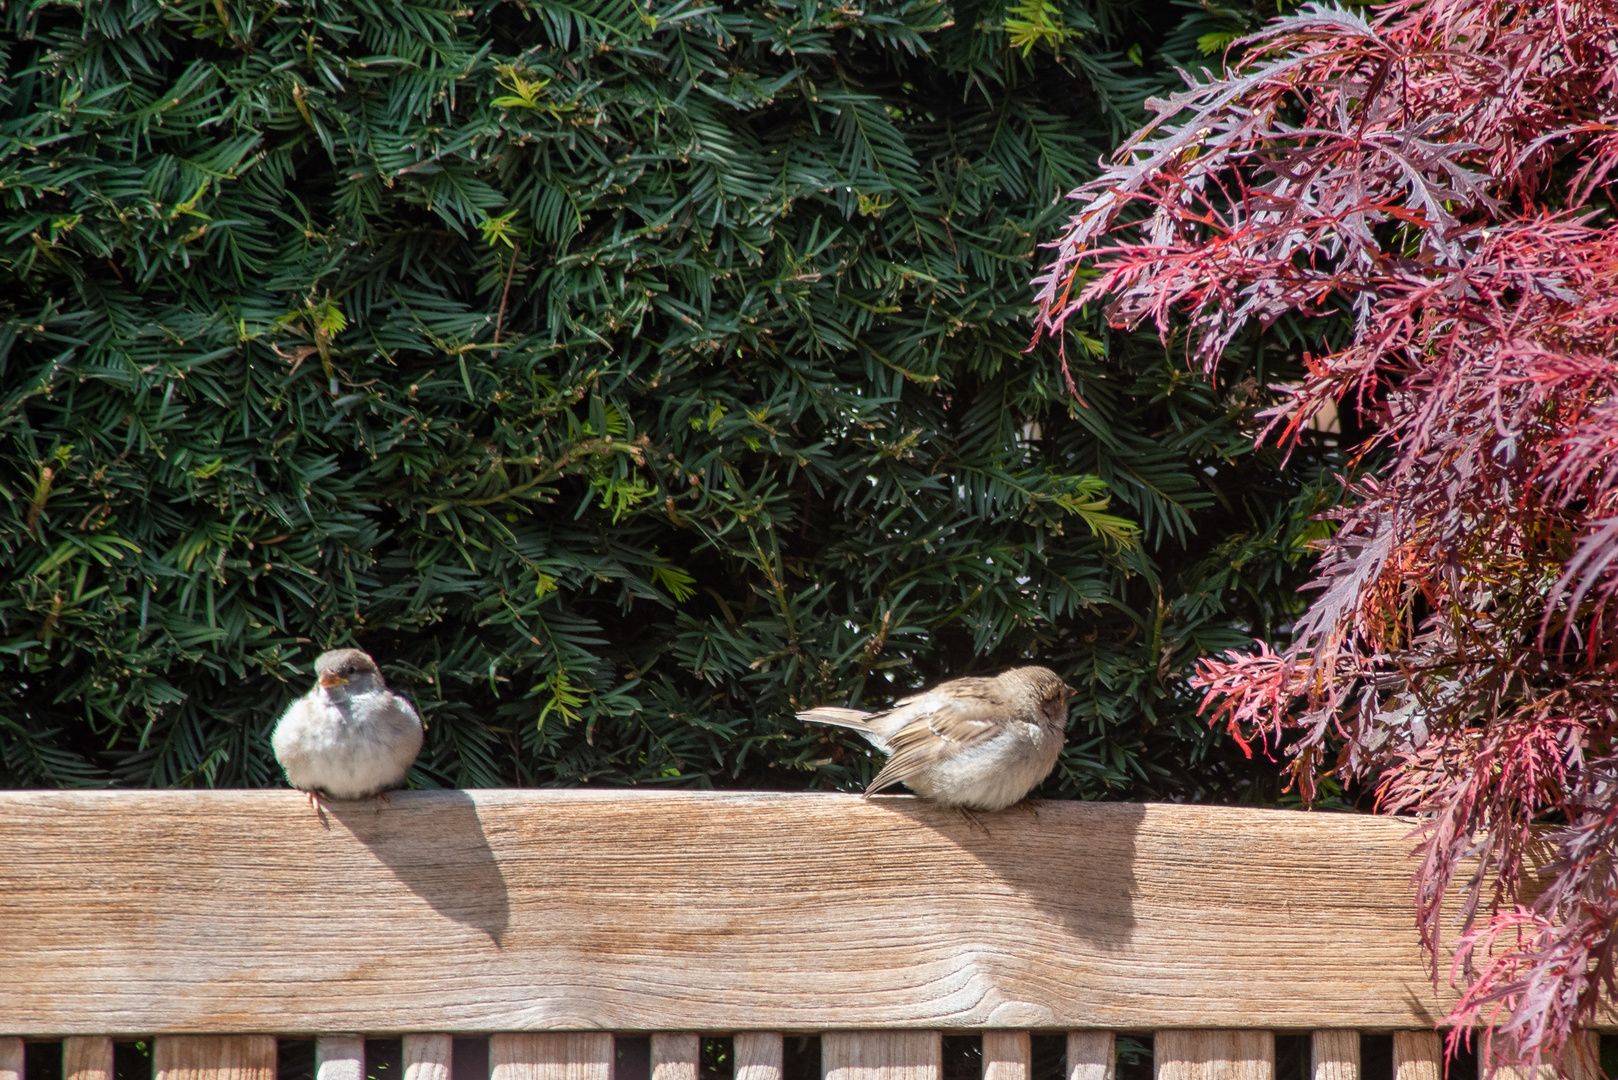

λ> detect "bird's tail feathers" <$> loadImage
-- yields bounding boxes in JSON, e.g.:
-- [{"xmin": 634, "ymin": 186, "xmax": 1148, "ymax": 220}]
[{"xmin": 797, "ymin": 706, "xmax": 872, "ymax": 731}]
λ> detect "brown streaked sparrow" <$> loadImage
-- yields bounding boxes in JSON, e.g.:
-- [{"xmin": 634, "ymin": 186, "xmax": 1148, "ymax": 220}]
[{"xmin": 799, "ymin": 665, "xmax": 1075, "ymax": 813}]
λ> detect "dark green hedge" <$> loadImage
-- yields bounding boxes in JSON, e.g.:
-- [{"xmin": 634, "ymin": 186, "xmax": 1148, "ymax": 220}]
[{"xmin": 0, "ymin": 0, "xmax": 1329, "ymax": 796}]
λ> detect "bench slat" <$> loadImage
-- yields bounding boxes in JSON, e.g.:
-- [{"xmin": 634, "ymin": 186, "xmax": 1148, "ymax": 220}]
[
  {"xmin": 824, "ymin": 1032, "xmax": 942, "ymax": 1080},
  {"xmin": 1393, "ymin": 1032, "xmax": 1442, "ymax": 1080},
  {"xmin": 154, "ymin": 1037, "xmax": 276, "ymax": 1080},
  {"xmin": 65, "ymin": 1037, "xmax": 113, "ymax": 1080},
  {"xmin": 1310, "ymin": 1031, "xmax": 1358, "ymax": 1080},
  {"xmin": 405, "ymin": 1034, "xmax": 454, "ymax": 1080},
  {"xmin": 652, "ymin": 1034, "xmax": 701, "ymax": 1080},
  {"xmin": 1156, "ymin": 1031, "xmax": 1273, "ymax": 1080},
  {"xmin": 1067, "ymin": 1032, "xmax": 1114, "ymax": 1080},
  {"xmin": 317, "ymin": 1036, "xmax": 364, "ymax": 1080},
  {"xmin": 0, "ymin": 791, "xmax": 1469, "ymax": 1032},
  {"xmin": 490, "ymin": 1033, "xmax": 613, "ymax": 1080},
  {"xmin": 984, "ymin": 1032, "xmax": 1029, "ymax": 1080},
  {"xmin": 735, "ymin": 1033, "xmax": 784, "ymax": 1080}
]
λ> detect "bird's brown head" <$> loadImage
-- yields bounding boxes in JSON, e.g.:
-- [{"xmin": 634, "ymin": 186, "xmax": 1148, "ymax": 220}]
[
  {"xmin": 315, "ymin": 648, "xmax": 381, "ymax": 691},
  {"xmin": 1004, "ymin": 665, "xmax": 1075, "ymax": 729}
]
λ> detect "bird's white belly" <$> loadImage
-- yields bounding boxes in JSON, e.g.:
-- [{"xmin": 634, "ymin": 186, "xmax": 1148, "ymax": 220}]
[
  {"xmin": 905, "ymin": 726, "xmax": 1062, "ymax": 810},
  {"xmin": 272, "ymin": 694, "xmax": 421, "ymax": 799}
]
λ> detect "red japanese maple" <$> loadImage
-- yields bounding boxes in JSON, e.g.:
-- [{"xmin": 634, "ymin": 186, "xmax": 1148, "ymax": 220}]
[{"xmin": 1034, "ymin": 0, "xmax": 1618, "ymax": 1070}]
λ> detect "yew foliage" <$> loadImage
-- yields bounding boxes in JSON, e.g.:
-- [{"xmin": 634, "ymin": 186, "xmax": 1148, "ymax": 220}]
[{"xmin": 1035, "ymin": 0, "xmax": 1618, "ymax": 1070}]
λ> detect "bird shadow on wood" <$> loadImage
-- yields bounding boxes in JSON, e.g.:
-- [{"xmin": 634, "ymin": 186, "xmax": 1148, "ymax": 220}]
[
  {"xmin": 870, "ymin": 796, "xmax": 1141, "ymax": 952},
  {"xmin": 328, "ymin": 790, "xmax": 510, "ymax": 946}
]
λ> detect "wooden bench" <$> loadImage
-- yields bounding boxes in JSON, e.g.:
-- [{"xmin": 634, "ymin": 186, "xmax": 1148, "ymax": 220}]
[{"xmin": 0, "ymin": 791, "xmax": 1597, "ymax": 1080}]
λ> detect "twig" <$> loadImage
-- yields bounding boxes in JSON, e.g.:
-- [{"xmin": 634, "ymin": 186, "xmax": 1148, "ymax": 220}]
[{"xmin": 494, "ymin": 242, "xmax": 520, "ymax": 353}]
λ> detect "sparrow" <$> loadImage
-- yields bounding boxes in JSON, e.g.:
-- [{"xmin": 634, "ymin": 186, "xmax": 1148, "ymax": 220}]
[
  {"xmin": 272, "ymin": 648, "xmax": 423, "ymax": 803},
  {"xmin": 799, "ymin": 665, "xmax": 1075, "ymax": 813}
]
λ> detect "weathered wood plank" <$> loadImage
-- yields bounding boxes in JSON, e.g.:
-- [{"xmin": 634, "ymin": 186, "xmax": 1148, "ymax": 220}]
[
  {"xmin": 823, "ymin": 1032, "xmax": 942, "ymax": 1080},
  {"xmin": 490, "ymin": 1033, "xmax": 613, "ymax": 1080},
  {"xmin": 984, "ymin": 1033, "xmax": 1029, "ymax": 1080},
  {"xmin": 1309, "ymin": 1032, "xmax": 1357, "ymax": 1080},
  {"xmin": 652, "ymin": 1034, "xmax": 701, "ymax": 1080},
  {"xmin": 1494, "ymin": 1032, "xmax": 1600, "ymax": 1080},
  {"xmin": 64, "ymin": 1037, "xmax": 113, "ymax": 1080},
  {"xmin": 1067, "ymin": 1033, "xmax": 1114, "ymax": 1080},
  {"xmin": 735, "ymin": 1034, "xmax": 784, "ymax": 1080},
  {"xmin": 1568, "ymin": 1032, "xmax": 1600, "ymax": 1080},
  {"xmin": 0, "ymin": 789, "xmax": 1475, "ymax": 1032},
  {"xmin": 1156, "ymin": 1031, "xmax": 1273, "ymax": 1080},
  {"xmin": 404, "ymin": 1035, "xmax": 453, "ymax": 1080},
  {"xmin": 1391, "ymin": 1032, "xmax": 1440, "ymax": 1080},
  {"xmin": 154, "ymin": 1036, "xmax": 277, "ymax": 1080},
  {"xmin": 317, "ymin": 1037, "xmax": 365, "ymax": 1080}
]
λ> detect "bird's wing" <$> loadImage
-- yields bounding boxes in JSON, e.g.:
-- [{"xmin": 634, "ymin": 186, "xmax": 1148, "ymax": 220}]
[
  {"xmin": 889, "ymin": 676, "xmax": 998, "ymax": 710},
  {"xmin": 379, "ymin": 691, "xmax": 424, "ymax": 735},
  {"xmin": 863, "ymin": 685, "xmax": 1006, "ymax": 796}
]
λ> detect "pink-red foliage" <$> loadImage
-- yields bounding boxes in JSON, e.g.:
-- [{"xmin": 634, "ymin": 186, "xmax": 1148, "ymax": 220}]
[{"xmin": 1034, "ymin": 0, "xmax": 1618, "ymax": 1071}]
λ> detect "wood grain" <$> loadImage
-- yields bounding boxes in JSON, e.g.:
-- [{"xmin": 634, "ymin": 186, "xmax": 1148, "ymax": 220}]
[
  {"xmin": 489, "ymin": 1033, "xmax": 613, "ymax": 1080},
  {"xmin": 1309, "ymin": 1032, "xmax": 1357, "ymax": 1080},
  {"xmin": 404, "ymin": 1035, "xmax": 453, "ymax": 1080},
  {"xmin": 652, "ymin": 1034, "xmax": 700, "ymax": 1080},
  {"xmin": 0, "ymin": 1039, "xmax": 20, "ymax": 1080},
  {"xmin": 154, "ymin": 1036, "xmax": 277, "ymax": 1080},
  {"xmin": 317, "ymin": 1037, "xmax": 365, "ymax": 1080},
  {"xmin": 1156, "ymin": 1031, "xmax": 1273, "ymax": 1080},
  {"xmin": 735, "ymin": 1034, "xmax": 783, "ymax": 1080},
  {"xmin": 1391, "ymin": 1032, "xmax": 1440, "ymax": 1080},
  {"xmin": 1495, "ymin": 1032, "xmax": 1600, "ymax": 1080},
  {"xmin": 823, "ymin": 1032, "xmax": 942, "ymax": 1080},
  {"xmin": 1569, "ymin": 1032, "xmax": 1600, "ymax": 1080},
  {"xmin": 65, "ymin": 1037, "xmax": 113, "ymax": 1080},
  {"xmin": 984, "ymin": 1033, "xmax": 1029, "ymax": 1080},
  {"xmin": 1564, "ymin": 1031, "xmax": 1599, "ymax": 1080},
  {"xmin": 1067, "ymin": 1034, "xmax": 1114, "ymax": 1080},
  {"xmin": 0, "ymin": 789, "xmax": 1479, "ymax": 1032}
]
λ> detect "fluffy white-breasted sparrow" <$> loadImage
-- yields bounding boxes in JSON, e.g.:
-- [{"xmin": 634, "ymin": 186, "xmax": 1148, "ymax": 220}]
[
  {"xmin": 799, "ymin": 665, "xmax": 1074, "ymax": 812},
  {"xmin": 272, "ymin": 648, "xmax": 423, "ymax": 802}
]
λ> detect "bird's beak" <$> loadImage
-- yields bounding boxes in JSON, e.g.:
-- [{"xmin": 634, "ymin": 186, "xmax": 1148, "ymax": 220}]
[
  {"xmin": 319, "ymin": 672, "xmax": 348, "ymax": 689},
  {"xmin": 1063, "ymin": 684, "xmax": 1077, "ymax": 700}
]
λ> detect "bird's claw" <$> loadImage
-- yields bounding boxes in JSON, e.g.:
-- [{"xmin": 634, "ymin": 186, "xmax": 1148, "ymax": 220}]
[{"xmin": 304, "ymin": 787, "xmax": 332, "ymax": 827}]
